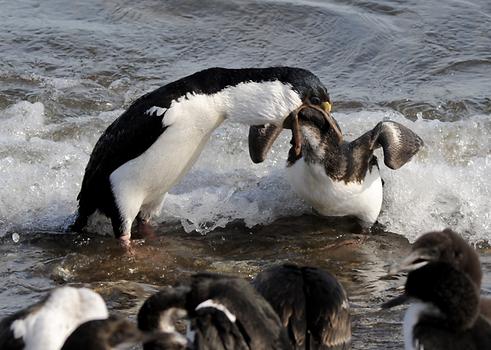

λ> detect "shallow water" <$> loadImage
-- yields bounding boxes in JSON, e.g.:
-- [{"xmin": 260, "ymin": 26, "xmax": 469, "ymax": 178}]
[
  {"xmin": 1, "ymin": 219, "xmax": 490, "ymax": 349},
  {"xmin": 1, "ymin": 0, "xmax": 490, "ymax": 348}
]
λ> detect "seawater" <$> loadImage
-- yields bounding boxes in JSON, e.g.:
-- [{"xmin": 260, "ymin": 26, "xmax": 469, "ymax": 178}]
[{"xmin": 0, "ymin": 0, "xmax": 490, "ymax": 349}]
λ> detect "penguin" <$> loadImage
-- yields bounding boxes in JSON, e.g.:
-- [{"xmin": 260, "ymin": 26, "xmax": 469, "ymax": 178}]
[
  {"xmin": 252, "ymin": 264, "xmax": 351, "ymax": 350},
  {"xmin": 71, "ymin": 67, "xmax": 332, "ymax": 247},
  {"xmin": 0, "ymin": 286, "xmax": 108, "ymax": 350},
  {"xmin": 382, "ymin": 261, "xmax": 491, "ymax": 350},
  {"xmin": 388, "ymin": 228, "xmax": 491, "ymax": 320},
  {"xmin": 249, "ymin": 105, "xmax": 423, "ymax": 226},
  {"xmin": 61, "ymin": 315, "xmax": 182, "ymax": 350},
  {"xmin": 137, "ymin": 272, "xmax": 292, "ymax": 350}
]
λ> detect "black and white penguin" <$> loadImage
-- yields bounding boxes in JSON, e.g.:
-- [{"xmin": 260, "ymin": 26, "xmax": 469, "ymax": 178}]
[
  {"xmin": 249, "ymin": 105, "xmax": 423, "ymax": 226},
  {"xmin": 137, "ymin": 272, "xmax": 292, "ymax": 350},
  {"xmin": 61, "ymin": 315, "xmax": 181, "ymax": 350},
  {"xmin": 72, "ymin": 67, "xmax": 332, "ymax": 246},
  {"xmin": 252, "ymin": 264, "xmax": 351, "ymax": 350},
  {"xmin": 0, "ymin": 286, "xmax": 108, "ymax": 350},
  {"xmin": 388, "ymin": 228, "xmax": 491, "ymax": 320},
  {"xmin": 382, "ymin": 262, "xmax": 491, "ymax": 350}
]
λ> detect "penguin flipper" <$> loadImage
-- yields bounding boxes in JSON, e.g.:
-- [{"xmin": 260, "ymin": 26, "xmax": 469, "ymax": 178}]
[
  {"xmin": 248, "ymin": 124, "xmax": 283, "ymax": 163},
  {"xmin": 370, "ymin": 121, "xmax": 424, "ymax": 170}
]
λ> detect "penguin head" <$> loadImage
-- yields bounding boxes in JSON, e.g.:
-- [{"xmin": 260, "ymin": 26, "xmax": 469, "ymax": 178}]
[
  {"xmin": 247, "ymin": 67, "xmax": 333, "ymax": 164},
  {"xmin": 383, "ymin": 262, "xmax": 480, "ymax": 331},
  {"xmin": 285, "ymin": 104, "xmax": 343, "ymax": 165},
  {"xmin": 388, "ymin": 229, "xmax": 482, "ymax": 288}
]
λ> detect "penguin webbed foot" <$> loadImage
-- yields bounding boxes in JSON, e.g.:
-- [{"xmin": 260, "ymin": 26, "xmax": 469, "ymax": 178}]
[
  {"xmin": 67, "ymin": 213, "xmax": 88, "ymax": 233},
  {"xmin": 134, "ymin": 219, "xmax": 158, "ymax": 241},
  {"xmin": 118, "ymin": 235, "xmax": 135, "ymax": 256}
]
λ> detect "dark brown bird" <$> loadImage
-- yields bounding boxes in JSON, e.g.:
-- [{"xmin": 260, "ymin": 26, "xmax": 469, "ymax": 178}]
[
  {"xmin": 253, "ymin": 264, "xmax": 351, "ymax": 350},
  {"xmin": 383, "ymin": 261, "xmax": 491, "ymax": 350},
  {"xmin": 389, "ymin": 228, "xmax": 491, "ymax": 320}
]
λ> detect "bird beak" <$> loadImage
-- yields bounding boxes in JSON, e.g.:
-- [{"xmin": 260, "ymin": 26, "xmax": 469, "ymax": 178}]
[
  {"xmin": 321, "ymin": 101, "xmax": 332, "ymax": 113},
  {"xmin": 387, "ymin": 249, "xmax": 434, "ymax": 276},
  {"xmin": 381, "ymin": 293, "xmax": 410, "ymax": 309}
]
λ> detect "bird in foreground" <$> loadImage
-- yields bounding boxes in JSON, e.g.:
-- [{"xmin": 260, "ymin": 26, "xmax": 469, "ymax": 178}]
[
  {"xmin": 252, "ymin": 264, "xmax": 351, "ymax": 350},
  {"xmin": 0, "ymin": 286, "xmax": 108, "ymax": 350},
  {"xmin": 249, "ymin": 105, "xmax": 423, "ymax": 226},
  {"xmin": 382, "ymin": 261, "xmax": 491, "ymax": 350},
  {"xmin": 137, "ymin": 272, "xmax": 291, "ymax": 350},
  {"xmin": 61, "ymin": 315, "xmax": 181, "ymax": 350},
  {"xmin": 71, "ymin": 67, "xmax": 332, "ymax": 247},
  {"xmin": 388, "ymin": 228, "xmax": 491, "ymax": 320}
]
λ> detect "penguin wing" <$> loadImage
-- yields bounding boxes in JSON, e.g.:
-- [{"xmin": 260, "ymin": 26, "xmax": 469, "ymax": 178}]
[
  {"xmin": 371, "ymin": 121, "xmax": 424, "ymax": 170},
  {"xmin": 190, "ymin": 273, "xmax": 291, "ymax": 350},
  {"xmin": 248, "ymin": 124, "xmax": 283, "ymax": 163},
  {"xmin": 301, "ymin": 267, "xmax": 351, "ymax": 349},
  {"xmin": 78, "ymin": 98, "xmax": 168, "ymax": 202},
  {"xmin": 253, "ymin": 264, "xmax": 307, "ymax": 347},
  {"xmin": 253, "ymin": 265, "xmax": 352, "ymax": 349},
  {"xmin": 193, "ymin": 307, "xmax": 249, "ymax": 350}
]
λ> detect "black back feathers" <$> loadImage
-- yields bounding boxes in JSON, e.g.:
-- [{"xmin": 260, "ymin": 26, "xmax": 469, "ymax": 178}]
[{"xmin": 253, "ymin": 264, "xmax": 351, "ymax": 350}]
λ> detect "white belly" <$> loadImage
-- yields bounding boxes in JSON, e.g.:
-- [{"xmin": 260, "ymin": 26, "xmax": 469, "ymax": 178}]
[
  {"xmin": 286, "ymin": 159, "xmax": 383, "ymax": 224},
  {"xmin": 110, "ymin": 118, "xmax": 221, "ymax": 220}
]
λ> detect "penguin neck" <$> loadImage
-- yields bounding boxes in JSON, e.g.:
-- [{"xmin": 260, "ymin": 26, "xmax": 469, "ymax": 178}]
[
  {"xmin": 299, "ymin": 126, "xmax": 346, "ymax": 180},
  {"xmin": 218, "ymin": 80, "xmax": 302, "ymax": 126},
  {"xmin": 407, "ymin": 263, "xmax": 480, "ymax": 331}
]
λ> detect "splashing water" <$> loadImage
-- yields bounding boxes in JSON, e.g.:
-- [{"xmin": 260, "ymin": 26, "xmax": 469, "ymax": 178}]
[{"xmin": 1, "ymin": 100, "xmax": 489, "ymax": 243}]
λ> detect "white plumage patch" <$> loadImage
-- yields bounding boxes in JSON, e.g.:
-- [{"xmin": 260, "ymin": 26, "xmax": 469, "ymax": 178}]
[
  {"xmin": 10, "ymin": 287, "xmax": 108, "ymax": 350},
  {"xmin": 218, "ymin": 81, "xmax": 302, "ymax": 126},
  {"xmin": 110, "ymin": 80, "xmax": 302, "ymax": 236},
  {"xmin": 403, "ymin": 302, "xmax": 441, "ymax": 350},
  {"xmin": 158, "ymin": 307, "xmax": 187, "ymax": 333},
  {"xmin": 383, "ymin": 121, "xmax": 402, "ymax": 149},
  {"xmin": 286, "ymin": 160, "xmax": 383, "ymax": 224},
  {"xmin": 146, "ymin": 106, "xmax": 167, "ymax": 117},
  {"xmin": 196, "ymin": 299, "xmax": 237, "ymax": 323}
]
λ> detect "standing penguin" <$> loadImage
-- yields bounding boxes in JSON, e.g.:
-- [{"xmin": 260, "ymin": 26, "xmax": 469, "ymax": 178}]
[{"xmin": 72, "ymin": 67, "xmax": 331, "ymax": 246}]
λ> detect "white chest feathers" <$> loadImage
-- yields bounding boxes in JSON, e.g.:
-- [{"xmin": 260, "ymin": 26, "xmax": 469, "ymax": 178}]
[
  {"xmin": 286, "ymin": 159, "xmax": 383, "ymax": 224},
  {"xmin": 10, "ymin": 287, "xmax": 108, "ymax": 350},
  {"xmin": 403, "ymin": 302, "xmax": 441, "ymax": 350}
]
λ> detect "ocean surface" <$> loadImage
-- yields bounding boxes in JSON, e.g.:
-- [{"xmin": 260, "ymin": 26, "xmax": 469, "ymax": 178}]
[{"xmin": 0, "ymin": 0, "xmax": 490, "ymax": 348}]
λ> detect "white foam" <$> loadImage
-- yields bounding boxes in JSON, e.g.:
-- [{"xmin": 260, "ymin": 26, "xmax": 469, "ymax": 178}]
[
  {"xmin": 335, "ymin": 110, "xmax": 491, "ymax": 242},
  {"xmin": 0, "ymin": 101, "xmax": 121, "ymax": 236},
  {"xmin": 0, "ymin": 101, "xmax": 489, "ymax": 243}
]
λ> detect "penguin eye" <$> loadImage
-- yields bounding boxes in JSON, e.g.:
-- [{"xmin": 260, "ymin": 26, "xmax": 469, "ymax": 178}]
[{"xmin": 310, "ymin": 96, "xmax": 321, "ymax": 105}]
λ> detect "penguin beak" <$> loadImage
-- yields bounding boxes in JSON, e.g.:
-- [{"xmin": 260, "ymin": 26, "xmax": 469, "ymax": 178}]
[
  {"xmin": 321, "ymin": 101, "xmax": 332, "ymax": 113},
  {"xmin": 387, "ymin": 249, "xmax": 434, "ymax": 276},
  {"xmin": 381, "ymin": 293, "xmax": 410, "ymax": 309}
]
